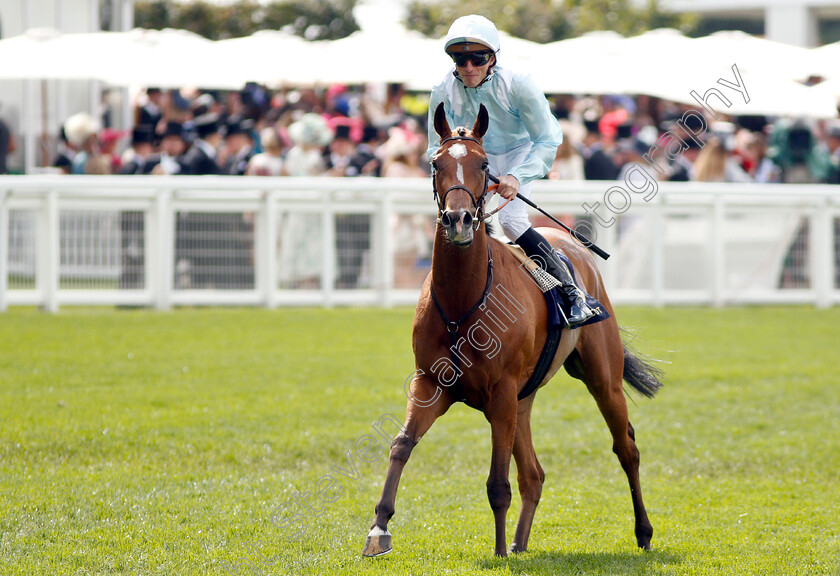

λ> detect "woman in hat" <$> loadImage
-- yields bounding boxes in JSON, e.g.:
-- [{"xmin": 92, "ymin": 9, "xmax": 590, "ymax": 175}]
[
  {"xmin": 65, "ymin": 112, "xmax": 110, "ymax": 175},
  {"xmin": 427, "ymin": 15, "xmax": 594, "ymax": 325},
  {"xmin": 283, "ymin": 113, "xmax": 332, "ymax": 177},
  {"xmin": 246, "ymin": 127, "xmax": 285, "ymax": 177},
  {"xmin": 277, "ymin": 113, "xmax": 333, "ymax": 287}
]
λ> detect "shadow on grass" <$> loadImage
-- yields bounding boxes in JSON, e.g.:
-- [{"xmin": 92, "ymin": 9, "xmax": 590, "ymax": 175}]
[{"xmin": 478, "ymin": 548, "xmax": 683, "ymax": 575}]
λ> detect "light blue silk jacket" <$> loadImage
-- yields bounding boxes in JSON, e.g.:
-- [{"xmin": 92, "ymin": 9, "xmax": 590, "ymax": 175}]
[{"xmin": 426, "ymin": 65, "xmax": 563, "ymax": 186}]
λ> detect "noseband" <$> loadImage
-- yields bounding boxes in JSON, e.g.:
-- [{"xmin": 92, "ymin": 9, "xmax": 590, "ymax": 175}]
[{"xmin": 432, "ymin": 133, "xmax": 491, "ymax": 231}]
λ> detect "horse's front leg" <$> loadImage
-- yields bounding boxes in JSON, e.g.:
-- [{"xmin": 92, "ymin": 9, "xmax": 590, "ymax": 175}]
[
  {"xmin": 362, "ymin": 375, "xmax": 453, "ymax": 557},
  {"xmin": 485, "ymin": 389, "xmax": 518, "ymax": 557},
  {"xmin": 509, "ymin": 394, "xmax": 544, "ymax": 554}
]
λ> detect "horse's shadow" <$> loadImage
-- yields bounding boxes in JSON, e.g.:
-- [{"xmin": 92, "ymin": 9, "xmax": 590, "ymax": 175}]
[{"xmin": 478, "ymin": 548, "xmax": 683, "ymax": 575}]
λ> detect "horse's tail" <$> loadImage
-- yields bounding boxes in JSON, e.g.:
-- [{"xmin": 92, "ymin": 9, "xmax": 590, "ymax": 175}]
[{"xmin": 621, "ymin": 334, "xmax": 664, "ymax": 399}]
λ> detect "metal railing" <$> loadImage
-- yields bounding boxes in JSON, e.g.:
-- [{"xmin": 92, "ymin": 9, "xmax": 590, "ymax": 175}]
[{"xmin": 1, "ymin": 175, "xmax": 838, "ymax": 312}]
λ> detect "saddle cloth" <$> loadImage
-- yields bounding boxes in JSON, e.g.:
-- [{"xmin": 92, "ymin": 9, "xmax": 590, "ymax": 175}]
[{"xmin": 502, "ymin": 243, "xmax": 609, "ymax": 400}]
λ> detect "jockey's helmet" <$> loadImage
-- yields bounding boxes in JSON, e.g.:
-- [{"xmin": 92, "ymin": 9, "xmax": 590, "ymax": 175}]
[{"xmin": 444, "ymin": 15, "xmax": 500, "ymax": 54}]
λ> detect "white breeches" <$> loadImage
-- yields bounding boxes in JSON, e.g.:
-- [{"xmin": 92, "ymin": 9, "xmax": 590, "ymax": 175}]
[
  {"xmin": 488, "ymin": 148, "xmax": 534, "ymax": 242},
  {"xmin": 496, "ymin": 180, "xmax": 533, "ymax": 241}
]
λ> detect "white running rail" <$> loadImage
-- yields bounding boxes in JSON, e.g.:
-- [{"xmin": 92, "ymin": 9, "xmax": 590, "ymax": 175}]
[{"xmin": 1, "ymin": 175, "xmax": 838, "ymax": 312}]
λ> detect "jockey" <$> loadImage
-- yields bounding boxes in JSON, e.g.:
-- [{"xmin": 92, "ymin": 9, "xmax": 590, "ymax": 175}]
[{"xmin": 426, "ymin": 14, "xmax": 595, "ymax": 326}]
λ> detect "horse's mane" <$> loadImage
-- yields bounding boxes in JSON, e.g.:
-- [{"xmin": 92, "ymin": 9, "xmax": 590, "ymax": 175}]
[{"xmin": 484, "ymin": 219, "xmax": 497, "ymax": 237}]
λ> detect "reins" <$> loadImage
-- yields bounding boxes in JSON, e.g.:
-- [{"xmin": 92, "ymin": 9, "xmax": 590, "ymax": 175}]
[
  {"xmin": 430, "ymin": 134, "xmax": 495, "ymax": 326},
  {"xmin": 430, "ymin": 132, "xmax": 497, "ymax": 392},
  {"xmin": 430, "ymin": 243, "xmax": 494, "ymax": 335},
  {"xmin": 429, "ymin": 242, "xmax": 494, "ymax": 394}
]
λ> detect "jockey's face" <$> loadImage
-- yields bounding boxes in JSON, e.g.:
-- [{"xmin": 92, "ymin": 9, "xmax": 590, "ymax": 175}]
[{"xmin": 448, "ymin": 42, "xmax": 495, "ymax": 88}]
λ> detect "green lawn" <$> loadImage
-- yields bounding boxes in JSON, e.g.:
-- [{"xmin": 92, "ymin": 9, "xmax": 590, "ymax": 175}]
[{"xmin": 1, "ymin": 306, "xmax": 838, "ymax": 575}]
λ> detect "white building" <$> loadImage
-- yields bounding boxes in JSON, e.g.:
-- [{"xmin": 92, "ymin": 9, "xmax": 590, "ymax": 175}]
[
  {"xmin": 665, "ymin": 0, "xmax": 840, "ymax": 47},
  {"xmin": 0, "ymin": 0, "xmax": 134, "ymax": 173},
  {"xmin": 0, "ymin": 0, "xmax": 134, "ymax": 37}
]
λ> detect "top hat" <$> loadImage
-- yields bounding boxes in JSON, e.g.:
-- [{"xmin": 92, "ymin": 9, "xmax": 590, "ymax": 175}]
[
  {"xmin": 224, "ymin": 115, "xmax": 254, "ymax": 137},
  {"xmin": 583, "ymin": 118, "xmax": 601, "ymax": 135},
  {"xmin": 131, "ymin": 125, "xmax": 156, "ymax": 146},
  {"xmin": 616, "ymin": 123, "xmax": 634, "ymax": 141},
  {"xmin": 159, "ymin": 121, "xmax": 184, "ymax": 139},
  {"xmin": 193, "ymin": 113, "xmax": 220, "ymax": 138}
]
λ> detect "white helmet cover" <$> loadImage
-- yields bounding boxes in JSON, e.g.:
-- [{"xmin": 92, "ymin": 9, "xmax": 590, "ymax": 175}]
[{"xmin": 444, "ymin": 15, "xmax": 500, "ymax": 53}]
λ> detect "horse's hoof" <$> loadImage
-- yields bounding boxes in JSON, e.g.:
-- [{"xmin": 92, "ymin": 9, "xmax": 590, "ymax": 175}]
[
  {"xmin": 362, "ymin": 526, "xmax": 392, "ymax": 557},
  {"xmin": 636, "ymin": 523, "xmax": 653, "ymax": 551},
  {"xmin": 509, "ymin": 542, "xmax": 526, "ymax": 554}
]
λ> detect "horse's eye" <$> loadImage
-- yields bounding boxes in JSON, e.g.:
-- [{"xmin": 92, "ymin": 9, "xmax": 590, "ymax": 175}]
[{"xmin": 481, "ymin": 160, "xmax": 489, "ymax": 170}]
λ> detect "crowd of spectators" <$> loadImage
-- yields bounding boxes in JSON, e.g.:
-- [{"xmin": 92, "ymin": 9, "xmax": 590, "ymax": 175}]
[
  {"xmin": 48, "ymin": 83, "xmax": 840, "ymax": 186},
  {"xmin": 52, "ymin": 83, "xmax": 430, "ymax": 181},
  {"xmin": 35, "ymin": 83, "xmax": 840, "ymax": 292},
  {"xmin": 549, "ymin": 93, "xmax": 840, "ymax": 185}
]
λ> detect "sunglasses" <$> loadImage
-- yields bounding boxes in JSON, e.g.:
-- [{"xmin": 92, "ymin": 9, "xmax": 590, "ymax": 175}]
[{"xmin": 450, "ymin": 51, "xmax": 493, "ymax": 67}]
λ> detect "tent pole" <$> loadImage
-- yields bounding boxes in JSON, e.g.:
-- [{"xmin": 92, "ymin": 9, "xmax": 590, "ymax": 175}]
[{"xmin": 24, "ymin": 79, "xmax": 36, "ymax": 174}]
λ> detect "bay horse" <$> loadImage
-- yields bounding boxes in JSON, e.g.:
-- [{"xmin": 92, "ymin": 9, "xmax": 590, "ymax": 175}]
[{"xmin": 362, "ymin": 103, "xmax": 662, "ymax": 558}]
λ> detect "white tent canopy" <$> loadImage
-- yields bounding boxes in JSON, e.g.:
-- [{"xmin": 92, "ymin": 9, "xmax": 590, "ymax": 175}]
[
  {"xmin": 692, "ymin": 30, "xmax": 818, "ymax": 82},
  {"xmin": 535, "ymin": 31, "xmax": 628, "ymax": 95},
  {"xmin": 0, "ymin": 27, "xmax": 224, "ymax": 87},
  {"xmin": 531, "ymin": 29, "xmax": 838, "ymax": 117},
  {"xmin": 810, "ymin": 41, "xmax": 840, "ymax": 81},
  {"xmin": 0, "ymin": 25, "xmax": 838, "ymax": 116},
  {"xmin": 213, "ymin": 30, "xmax": 328, "ymax": 88}
]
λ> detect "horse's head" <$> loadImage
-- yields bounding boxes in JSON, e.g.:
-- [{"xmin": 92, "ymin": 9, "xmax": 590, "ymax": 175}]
[{"xmin": 431, "ymin": 102, "xmax": 490, "ymax": 248}]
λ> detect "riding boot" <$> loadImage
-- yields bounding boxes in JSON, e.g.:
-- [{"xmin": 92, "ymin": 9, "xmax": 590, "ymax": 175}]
[{"xmin": 516, "ymin": 227, "xmax": 596, "ymax": 327}]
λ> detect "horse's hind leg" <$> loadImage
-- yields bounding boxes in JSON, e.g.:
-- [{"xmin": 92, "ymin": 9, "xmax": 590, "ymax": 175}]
[
  {"xmin": 578, "ymin": 330, "xmax": 654, "ymax": 550},
  {"xmin": 597, "ymin": 390, "xmax": 653, "ymax": 549},
  {"xmin": 362, "ymin": 375, "xmax": 454, "ymax": 557},
  {"xmin": 509, "ymin": 394, "xmax": 545, "ymax": 554}
]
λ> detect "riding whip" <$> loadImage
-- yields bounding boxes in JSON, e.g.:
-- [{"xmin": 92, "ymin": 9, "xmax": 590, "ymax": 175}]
[{"xmin": 488, "ymin": 174, "xmax": 611, "ymax": 260}]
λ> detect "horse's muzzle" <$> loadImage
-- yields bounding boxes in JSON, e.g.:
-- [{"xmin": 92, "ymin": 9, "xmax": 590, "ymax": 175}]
[{"xmin": 440, "ymin": 209, "xmax": 474, "ymax": 247}]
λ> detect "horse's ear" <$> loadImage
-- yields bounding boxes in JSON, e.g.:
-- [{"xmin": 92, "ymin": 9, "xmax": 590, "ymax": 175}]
[
  {"xmin": 434, "ymin": 103, "xmax": 450, "ymax": 140},
  {"xmin": 473, "ymin": 104, "xmax": 489, "ymax": 140}
]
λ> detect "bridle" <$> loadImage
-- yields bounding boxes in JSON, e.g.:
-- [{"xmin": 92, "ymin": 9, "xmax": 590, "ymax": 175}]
[
  {"xmin": 429, "ymin": 130, "xmax": 497, "ymax": 392},
  {"xmin": 432, "ymin": 131, "xmax": 491, "ymax": 231}
]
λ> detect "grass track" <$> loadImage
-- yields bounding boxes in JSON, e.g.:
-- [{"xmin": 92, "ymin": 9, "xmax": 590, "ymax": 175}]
[{"xmin": 1, "ymin": 306, "xmax": 839, "ymax": 575}]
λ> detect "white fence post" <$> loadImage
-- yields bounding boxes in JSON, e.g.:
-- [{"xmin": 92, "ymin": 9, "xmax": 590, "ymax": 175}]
[
  {"xmin": 811, "ymin": 200, "xmax": 832, "ymax": 309},
  {"xmin": 599, "ymin": 217, "xmax": 617, "ymax": 299},
  {"xmin": 378, "ymin": 191, "xmax": 394, "ymax": 307},
  {"xmin": 712, "ymin": 194, "xmax": 726, "ymax": 307},
  {"xmin": 651, "ymin": 196, "xmax": 664, "ymax": 308},
  {"xmin": 262, "ymin": 191, "xmax": 278, "ymax": 309},
  {"xmin": 322, "ymin": 190, "xmax": 335, "ymax": 307},
  {"xmin": 145, "ymin": 195, "xmax": 159, "ymax": 309},
  {"xmin": 155, "ymin": 190, "xmax": 172, "ymax": 311},
  {"xmin": 0, "ymin": 191, "xmax": 8, "ymax": 312},
  {"xmin": 41, "ymin": 190, "xmax": 59, "ymax": 313}
]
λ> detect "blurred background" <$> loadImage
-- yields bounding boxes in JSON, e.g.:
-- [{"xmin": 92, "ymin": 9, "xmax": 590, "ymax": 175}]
[{"xmin": 1, "ymin": 0, "xmax": 839, "ymax": 311}]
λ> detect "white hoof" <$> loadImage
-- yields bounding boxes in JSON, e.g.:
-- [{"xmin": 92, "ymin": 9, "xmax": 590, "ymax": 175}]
[{"xmin": 362, "ymin": 526, "xmax": 392, "ymax": 557}]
